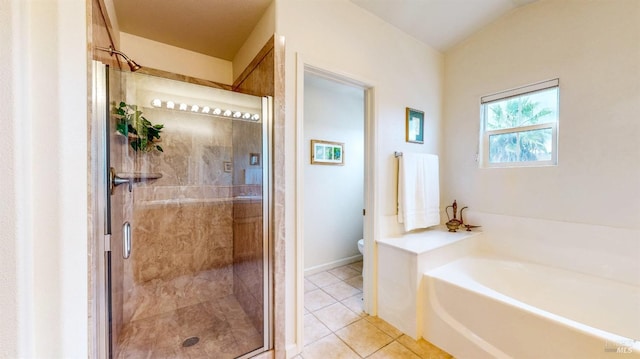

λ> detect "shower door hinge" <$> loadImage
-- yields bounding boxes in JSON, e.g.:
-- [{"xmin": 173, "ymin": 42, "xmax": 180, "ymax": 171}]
[{"xmin": 104, "ymin": 234, "xmax": 111, "ymax": 252}]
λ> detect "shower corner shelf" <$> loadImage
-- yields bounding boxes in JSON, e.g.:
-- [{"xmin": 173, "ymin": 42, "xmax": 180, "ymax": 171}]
[{"xmin": 116, "ymin": 172, "xmax": 163, "ymax": 181}]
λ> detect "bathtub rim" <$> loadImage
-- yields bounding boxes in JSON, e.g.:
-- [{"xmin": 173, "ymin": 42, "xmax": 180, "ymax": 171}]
[{"xmin": 423, "ymin": 254, "xmax": 640, "ymax": 354}]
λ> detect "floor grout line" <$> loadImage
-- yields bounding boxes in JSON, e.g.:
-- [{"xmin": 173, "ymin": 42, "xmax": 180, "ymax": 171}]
[{"xmin": 301, "ymin": 261, "xmax": 452, "ymax": 359}]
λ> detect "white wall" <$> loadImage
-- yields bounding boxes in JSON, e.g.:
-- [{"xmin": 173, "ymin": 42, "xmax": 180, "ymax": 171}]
[
  {"xmin": 443, "ymin": 0, "xmax": 640, "ymax": 230},
  {"xmin": 116, "ymin": 1, "xmax": 276, "ymax": 85},
  {"xmin": 233, "ymin": 1, "xmax": 276, "ymax": 80},
  {"xmin": 303, "ymin": 74, "xmax": 364, "ymax": 271},
  {"xmin": 0, "ymin": 0, "xmax": 18, "ymax": 356},
  {"xmin": 120, "ymin": 32, "xmax": 234, "ymax": 84},
  {"xmin": 276, "ymin": 0, "xmax": 444, "ymax": 353},
  {"xmin": 0, "ymin": 0, "xmax": 88, "ymax": 357}
]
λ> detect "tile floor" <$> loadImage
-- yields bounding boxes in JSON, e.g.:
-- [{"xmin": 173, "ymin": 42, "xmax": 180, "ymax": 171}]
[
  {"xmin": 297, "ymin": 261, "xmax": 453, "ymax": 359},
  {"xmin": 117, "ymin": 294, "xmax": 263, "ymax": 359}
]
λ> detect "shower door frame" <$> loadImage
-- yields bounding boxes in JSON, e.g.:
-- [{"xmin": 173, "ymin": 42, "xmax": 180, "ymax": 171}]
[
  {"xmin": 93, "ymin": 61, "xmax": 274, "ymax": 358},
  {"xmin": 92, "ymin": 60, "xmax": 111, "ymax": 359}
]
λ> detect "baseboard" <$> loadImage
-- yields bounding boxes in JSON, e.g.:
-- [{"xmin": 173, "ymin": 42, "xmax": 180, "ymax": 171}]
[{"xmin": 304, "ymin": 254, "xmax": 363, "ymax": 276}]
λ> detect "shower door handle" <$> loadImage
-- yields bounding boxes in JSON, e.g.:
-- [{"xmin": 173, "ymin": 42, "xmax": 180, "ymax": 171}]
[
  {"xmin": 122, "ymin": 221, "xmax": 132, "ymax": 259},
  {"xmin": 110, "ymin": 167, "xmax": 132, "ymax": 193}
]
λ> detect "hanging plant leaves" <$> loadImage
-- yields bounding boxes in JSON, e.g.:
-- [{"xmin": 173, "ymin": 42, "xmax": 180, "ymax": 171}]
[{"xmin": 113, "ymin": 101, "xmax": 164, "ymax": 153}]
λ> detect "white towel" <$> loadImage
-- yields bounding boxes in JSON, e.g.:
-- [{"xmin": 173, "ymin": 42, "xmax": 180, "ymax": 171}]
[{"xmin": 397, "ymin": 153, "xmax": 440, "ymax": 232}]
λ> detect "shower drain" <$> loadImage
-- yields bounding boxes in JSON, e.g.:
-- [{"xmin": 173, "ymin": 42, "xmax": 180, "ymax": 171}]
[{"xmin": 182, "ymin": 336, "xmax": 200, "ymax": 347}]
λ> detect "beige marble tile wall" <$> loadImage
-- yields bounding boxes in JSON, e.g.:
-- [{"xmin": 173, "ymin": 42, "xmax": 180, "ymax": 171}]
[
  {"xmin": 124, "ymin": 108, "xmax": 236, "ymax": 322},
  {"xmin": 233, "ymin": 38, "xmax": 275, "ymax": 98},
  {"xmin": 233, "ymin": 200, "xmax": 265, "ymax": 335}
]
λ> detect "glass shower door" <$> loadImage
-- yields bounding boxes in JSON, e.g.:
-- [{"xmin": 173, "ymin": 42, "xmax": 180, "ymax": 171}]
[
  {"xmin": 104, "ymin": 64, "xmax": 135, "ymax": 359},
  {"xmin": 105, "ymin": 68, "xmax": 270, "ymax": 359}
]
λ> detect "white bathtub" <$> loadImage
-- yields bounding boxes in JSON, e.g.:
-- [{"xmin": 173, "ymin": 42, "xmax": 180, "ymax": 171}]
[{"xmin": 423, "ymin": 255, "xmax": 640, "ymax": 358}]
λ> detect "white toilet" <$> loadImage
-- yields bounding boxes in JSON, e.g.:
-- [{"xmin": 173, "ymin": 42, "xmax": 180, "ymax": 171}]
[{"xmin": 357, "ymin": 238, "xmax": 364, "ymax": 255}]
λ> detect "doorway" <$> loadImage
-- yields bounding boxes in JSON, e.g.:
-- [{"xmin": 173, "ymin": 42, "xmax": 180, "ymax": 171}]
[
  {"xmin": 296, "ymin": 64, "xmax": 375, "ymax": 351},
  {"xmin": 94, "ymin": 62, "xmax": 272, "ymax": 359},
  {"xmin": 303, "ymin": 73, "xmax": 365, "ymax": 273}
]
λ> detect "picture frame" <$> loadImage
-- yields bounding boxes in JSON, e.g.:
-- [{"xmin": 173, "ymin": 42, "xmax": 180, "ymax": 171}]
[
  {"xmin": 249, "ymin": 153, "xmax": 260, "ymax": 166},
  {"xmin": 223, "ymin": 161, "xmax": 232, "ymax": 173},
  {"xmin": 406, "ymin": 107, "xmax": 424, "ymax": 144},
  {"xmin": 310, "ymin": 139, "xmax": 344, "ymax": 165}
]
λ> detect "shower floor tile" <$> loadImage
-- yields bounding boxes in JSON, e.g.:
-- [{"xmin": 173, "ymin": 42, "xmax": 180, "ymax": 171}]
[{"xmin": 117, "ymin": 295, "xmax": 263, "ymax": 359}]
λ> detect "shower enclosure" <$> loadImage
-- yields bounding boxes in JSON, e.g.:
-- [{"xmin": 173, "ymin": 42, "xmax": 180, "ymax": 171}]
[{"xmin": 95, "ymin": 62, "xmax": 272, "ymax": 358}]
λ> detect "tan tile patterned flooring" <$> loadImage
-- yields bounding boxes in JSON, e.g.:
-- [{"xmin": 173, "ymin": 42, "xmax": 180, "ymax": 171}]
[{"xmin": 296, "ymin": 261, "xmax": 453, "ymax": 359}]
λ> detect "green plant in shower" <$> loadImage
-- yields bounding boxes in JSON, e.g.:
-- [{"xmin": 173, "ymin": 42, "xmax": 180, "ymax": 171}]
[{"xmin": 114, "ymin": 101, "xmax": 164, "ymax": 152}]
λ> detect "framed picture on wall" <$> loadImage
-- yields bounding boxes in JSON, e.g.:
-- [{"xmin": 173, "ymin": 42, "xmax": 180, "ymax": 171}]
[
  {"xmin": 406, "ymin": 107, "xmax": 424, "ymax": 144},
  {"xmin": 310, "ymin": 139, "xmax": 344, "ymax": 165}
]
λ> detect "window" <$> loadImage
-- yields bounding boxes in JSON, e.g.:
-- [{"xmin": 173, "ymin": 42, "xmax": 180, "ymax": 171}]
[{"xmin": 480, "ymin": 79, "xmax": 559, "ymax": 168}]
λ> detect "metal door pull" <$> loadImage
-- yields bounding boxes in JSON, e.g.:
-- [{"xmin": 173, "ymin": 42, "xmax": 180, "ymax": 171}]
[
  {"xmin": 122, "ymin": 221, "xmax": 131, "ymax": 259},
  {"xmin": 110, "ymin": 167, "xmax": 132, "ymax": 193}
]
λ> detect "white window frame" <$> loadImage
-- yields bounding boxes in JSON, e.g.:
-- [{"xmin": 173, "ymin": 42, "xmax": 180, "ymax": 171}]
[{"xmin": 480, "ymin": 78, "xmax": 559, "ymax": 168}]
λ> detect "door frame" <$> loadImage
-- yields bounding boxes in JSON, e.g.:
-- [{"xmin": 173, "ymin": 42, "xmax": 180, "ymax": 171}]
[
  {"xmin": 93, "ymin": 65, "xmax": 275, "ymax": 358},
  {"xmin": 294, "ymin": 54, "xmax": 377, "ymax": 353}
]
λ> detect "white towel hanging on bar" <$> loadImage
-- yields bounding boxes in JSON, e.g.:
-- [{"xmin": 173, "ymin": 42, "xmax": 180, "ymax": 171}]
[{"xmin": 397, "ymin": 153, "xmax": 440, "ymax": 232}]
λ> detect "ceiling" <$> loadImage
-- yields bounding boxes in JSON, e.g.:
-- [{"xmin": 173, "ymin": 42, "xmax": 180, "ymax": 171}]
[
  {"xmin": 113, "ymin": 0, "xmax": 536, "ymax": 60},
  {"xmin": 350, "ymin": 0, "xmax": 537, "ymax": 51},
  {"xmin": 112, "ymin": 0, "xmax": 273, "ymax": 60}
]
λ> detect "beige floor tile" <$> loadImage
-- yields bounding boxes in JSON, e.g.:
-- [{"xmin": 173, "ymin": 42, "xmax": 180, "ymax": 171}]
[
  {"xmin": 364, "ymin": 316, "xmax": 403, "ymax": 339},
  {"xmin": 304, "ymin": 289, "xmax": 337, "ymax": 312},
  {"xmin": 304, "ymin": 278, "xmax": 319, "ymax": 293},
  {"xmin": 306, "ymin": 271, "xmax": 342, "ymax": 288},
  {"xmin": 396, "ymin": 335, "xmax": 453, "ymax": 359},
  {"xmin": 299, "ymin": 266, "xmax": 453, "ymax": 359},
  {"xmin": 304, "ymin": 313, "xmax": 332, "ymax": 346},
  {"xmin": 301, "ymin": 334, "xmax": 360, "ymax": 359},
  {"xmin": 348, "ymin": 261, "xmax": 363, "ymax": 272},
  {"xmin": 328, "ymin": 265, "xmax": 361, "ymax": 280},
  {"xmin": 313, "ymin": 302, "xmax": 361, "ymax": 332},
  {"xmin": 322, "ymin": 281, "xmax": 361, "ymax": 301},
  {"xmin": 343, "ymin": 275, "xmax": 363, "ymax": 291},
  {"xmin": 335, "ymin": 319, "xmax": 393, "ymax": 357},
  {"xmin": 340, "ymin": 293, "xmax": 365, "ymax": 316},
  {"xmin": 368, "ymin": 341, "xmax": 421, "ymax": 359}
]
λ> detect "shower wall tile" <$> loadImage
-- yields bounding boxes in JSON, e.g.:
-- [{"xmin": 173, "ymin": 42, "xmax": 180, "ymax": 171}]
[
  {"xmin": 233, "ymin": 44, "xmax": 275, "ymax": 98},
  {"xmin": 122, "ymin": 110, "xmax": 238, "ymax": 323},
  {"xmin": 132, "ymin": 200, "xmax": 233, "ymax": 283},
  {"xmin": 136, "ymin": 108, "xmax": 233, "ymax": 187},
  {"xmin": 124, "ymin": 267, "xmax": 233, "ymax": 322},
  {"xmin": 233, "ymin": 185, "xmax": 262, "ymax": 197},
  {"xmin": 203, "ymin": 185, "xmax": 233, "ymax": 199},
  {"xmin": 273, "ymin": 35, "xmax": 287, "ymax": 357},
  {"xmin": 233, "ymin": 201, "xmax": 265, "ymax": 334},
  {"xmin": 135, "ymin": 185, "xmax": 233, "ymax": 202}
]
